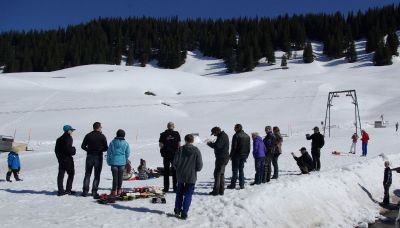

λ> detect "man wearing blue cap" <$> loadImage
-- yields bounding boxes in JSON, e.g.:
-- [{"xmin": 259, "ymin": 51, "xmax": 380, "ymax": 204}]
[{"xmin": 55, "ymin": 125, "xmax": 76, "ymax": 196}]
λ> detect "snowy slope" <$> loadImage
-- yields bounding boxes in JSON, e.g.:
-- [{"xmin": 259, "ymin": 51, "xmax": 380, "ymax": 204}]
[{"xmin": 0, "ymin": 41, "xmax": 400, "ymax": 228}]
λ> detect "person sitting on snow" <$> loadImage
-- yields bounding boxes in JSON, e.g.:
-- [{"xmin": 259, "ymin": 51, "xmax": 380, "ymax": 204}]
[
  {"xmin": 6, "ymin": 146, "xmax": 23, "ymax": 182},
  {"xmin": 291, "ymin": 147, "xmax": 313, "ymax": 174},
  {"xmin": 138, "ymin": 159, "xmax": 149, "ymax": 180}
]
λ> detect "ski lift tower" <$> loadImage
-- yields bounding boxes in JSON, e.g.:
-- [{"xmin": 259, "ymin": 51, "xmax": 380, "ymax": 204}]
[{"xmin": 323, "ymin": 90, "xmax": 362, "ymax": 137}]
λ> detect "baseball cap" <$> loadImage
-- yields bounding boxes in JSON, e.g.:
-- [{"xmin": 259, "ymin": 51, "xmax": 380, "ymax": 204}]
[
  {"xmin": 313, "ymin": 126, "xmax": 319, "ymax": 131},
  {"xmin": 63, "ymin": 125, "xmax": 76, "ymax": 132}
]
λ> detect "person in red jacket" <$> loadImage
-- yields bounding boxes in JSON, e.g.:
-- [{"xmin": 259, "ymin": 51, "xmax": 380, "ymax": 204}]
[{"xmin": 360, "ymin": 130, "xmax": 369, "ymax": 157}]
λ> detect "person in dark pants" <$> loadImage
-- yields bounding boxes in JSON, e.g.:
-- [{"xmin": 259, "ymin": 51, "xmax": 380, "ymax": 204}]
[
  {"xmin": 107, "ymin": 129, "xmax": 130, "ymax": 196},
  {"xmin": 272, "ymin": 126, "xmax": 283, "ymax": 179},
  {"xmin": 6, "ymin": 146, "xmax": 22, "ymax": 182},
  {"xmin": 207, "ymin": 127, "xmax": 230, "ymax": 196},
  {"xmin": 383, "ymin": 161, "xmax": 392, "ymax": 205},
  {"xmin": 81, "ymin": 122, "xmax": 108, "ymax": 198},
  {"xmin": 306, "ymin": 126, "xmax": 324, "ymax": 171},
  {"xmin": 262, "ymin": 126, "xmax": 275, "ymax": 183},
  {"xmin": 250, "ymin": 132, "xmax": 266, "ymax": 185},
  {"xmin": 291, "ymin": 147, "xmax": 313, "ymax": 174},
  {"xmin": 227, "ymin": 124, "xmax": 250, "ymax": 190},
  {"xmin": 173, "ymin": 134, "xmax": 203, "ymax": 219},
  {"xmin": 159, "ymin": 122, "xmax": 181, "ymax": 193},
  {"xmin": 396, "ymin": 122, "xmax": 399, "ymax": 132},
  {"xmin": 55, "ymin": 125, "xmax": 76, "ymax": 196}
]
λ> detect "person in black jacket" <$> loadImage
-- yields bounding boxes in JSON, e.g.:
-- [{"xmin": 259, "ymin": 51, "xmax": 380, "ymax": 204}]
[
  {"xmin": 306, "ymin": 126, "xmax": 324, "ymax": 171},
  {"xmin": 227, "ymin": 124, "xmax": 250, "ymax": 190},
  {"xmin": 55, "ymin": 125, "xmax": 76, "ymax": 196},
  {"xmin": 383, "ymin": 161, "xmax": 392, "ymax": 205},
  {"xmin": 291, "ymin": 147, "xmax": 313, "ymax": 174},
  {"xmin": 81, "ymin": 122, "xmax": 108, "ymax": 198},
  {"xmin": 159, "ymin": 122, "xmax": 181, "ymax": 193},
  {"xmin": 207, "ymin": 127, "xmax": 230, "ymax": 196}
]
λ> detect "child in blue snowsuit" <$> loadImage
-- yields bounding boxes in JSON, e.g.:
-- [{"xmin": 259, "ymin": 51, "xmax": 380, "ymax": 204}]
[{"xmin": 6, "ymin": 146, "xmax": 22, "ymax": 182}]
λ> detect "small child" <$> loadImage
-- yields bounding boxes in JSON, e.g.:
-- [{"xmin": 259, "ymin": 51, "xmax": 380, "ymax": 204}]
[
  {"xmin": 137, "ymin": 159, "xmax": 160, "ymax": 180},
  {"xmin": 137, "ymin": 159, "xmax": 149, "ymax": 180},
  {"xmin": 6, "ymin": 146, "xmax": 22, "ymax": 182},
  {"xmin": 383, "ymin": 161, "xmax": 392, "ymax": 204}
]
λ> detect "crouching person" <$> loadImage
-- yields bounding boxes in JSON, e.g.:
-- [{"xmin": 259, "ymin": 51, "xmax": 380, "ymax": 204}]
[
  {"xmin": 291, "ymin": 147, "xmax": 313, "ymax": 174},
  {"xmin": 173, "ymin": 134, "xmax": 203, "ymax": 219}
]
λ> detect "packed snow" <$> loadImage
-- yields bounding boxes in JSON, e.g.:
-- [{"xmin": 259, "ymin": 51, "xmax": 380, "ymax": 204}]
[{"xmin": 0, "ymin": 40, "xmax": 399, "ymax": 228}]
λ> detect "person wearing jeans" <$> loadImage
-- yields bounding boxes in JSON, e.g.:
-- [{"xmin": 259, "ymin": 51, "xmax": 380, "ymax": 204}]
[
  {"xmin": 272, "ymin": 126, "xmax": 283, "ymax": 179},
  {"xmin": 173, "ymin": 134, "xmax": 203, "ymax": 219},
  {"xmin": 81, "ymin": 122, "xmax": 108, "ymax": 198},
  {"xmin": 227, "ymin": 124, "xmax": 250, "ymax": 189},
  {"xmin": 361, "ymin": 130, "xmax": 369, "ymax": 157},
  {"xmin": 107, "ymin": 129, "xmax": 130, "ymax": 196}
]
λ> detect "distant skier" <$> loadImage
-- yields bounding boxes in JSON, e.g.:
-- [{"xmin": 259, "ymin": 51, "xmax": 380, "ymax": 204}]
[
  {"xmin": 349, "ymin": 133, "xmax": 358, "ymax": 154},
  {"xmin": 360, "ymin": 130, "xmax": 369, "ymax": 157},
  {"xmin": 81, "ymin": 122, "xmax": 108, "ymax": 198},
  {"xmin": 272, "ymin": 126, "xmax": 283, "ymax": 179},
  {"xmin": 206, "ymin": 127, "xmax": 230, "ymax": 196},
  {"xmin": 396, "ymin": 122, "xmax": 399, "ymax": 132},
  {"xmin": 306, "ymin": 126, "xmax": 324, "ymax": 171},
  {"xmin": 55, "ymin": 125, "xmax": 77, "ymax": 196},
  {"xmin": 262, "ymin": 126, "xmax": 275, "ymax": 183},
  {"xmin": 107, "ymin": 129, "xmax": 130, "ymax": 196},
  {"xmin": 250, "ymin": 132, "xmax": 265, "ymax": 185},
  {"xmin": 291, "ymin": 147, "xmax": 313, "ymax": 174},
  {"xmin": 382, "ymin": 161, "xmax": 392, "ymax": 205},
  {"xmin": 6, "ymin": 146, "xmax": 22, "ymax": 182},
  {"xmin": 173, "ymin": 134, "xmax": 203, "ymax": 220},
  {"xmin": 159, "ymin": 122, "xmax": 181, "ymax": 193},
  {"xmin": 227, "ymin": 124, "xmax": 250, "ymax": 189}
]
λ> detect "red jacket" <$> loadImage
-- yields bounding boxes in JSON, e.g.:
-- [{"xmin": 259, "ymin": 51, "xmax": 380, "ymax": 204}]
[{"xmin": 361, "ymin": 132, "xmax": 369, "ymax": 143}]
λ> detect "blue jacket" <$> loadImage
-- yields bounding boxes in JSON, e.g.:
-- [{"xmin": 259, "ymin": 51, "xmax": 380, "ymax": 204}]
[
  {"xmin": 253, "ymin": 136, "xmax": 266, "ymax": 159},
  {"xmin": 107, "ymin": 137, "xmax": 130, "ymax": 166},
  {"xmin": 8, "ymin": 152, "xmax": 21, "ymax": 170}
]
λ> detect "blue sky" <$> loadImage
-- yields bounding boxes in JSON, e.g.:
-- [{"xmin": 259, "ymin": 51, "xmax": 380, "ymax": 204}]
[{"xmin": 1, "ymin": 0, "xmax": 399, "ymax": 32}]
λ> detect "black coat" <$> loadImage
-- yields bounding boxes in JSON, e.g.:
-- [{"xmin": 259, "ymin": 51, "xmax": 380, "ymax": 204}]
[
  {"xmin": 306, "ymin": 132, "xmax": 325, "ymax": 151},
  {"xmin": 55, "ymin": 133, "xmax": 76, "ymax": 162},
  {"xmin": 230, "ymin": 130, "xmax": 250, "ymax": 159},
  {"xmin": 384, "ymin": 167, "xmax": 392, "ymax": 185},
  {"xmin": 159, "ymin": 129, "xmax": 181, "ymax": 159},
  {"xmin": 294, "ymin": 152, "xmax": 313, "ymax": 170},
  {"xmin": 81, "ymin": 131, "xmax": 108, "ymax": 155},
  {"xmin": 207, "ymin": 131, "xmax": 230, "ymax": 162}
]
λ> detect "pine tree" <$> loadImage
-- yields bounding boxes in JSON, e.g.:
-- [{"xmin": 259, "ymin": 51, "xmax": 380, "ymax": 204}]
[
  {"xmin": 281, "ymin": 54, "xmax": 288, "ymax": 69},
  {"xmin": 345, "ymin": 40, "xmax": 357, "ymax": 63},
  {"xmin": 373, "ymin": 38, "xmax": 393, "ymax": 66},
  {"xmin": 126, "ymin": 47, "xmax": 134, "ymax": 66},
  {"xmin": 303, "ymin": 42, "xmax": 314, "ymax": 63},
  {"xmin": 386, "ymin": 31, "xmax": 399, "ymax": 56}
]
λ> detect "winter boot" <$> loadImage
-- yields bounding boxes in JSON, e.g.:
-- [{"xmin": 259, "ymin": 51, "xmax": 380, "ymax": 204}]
[{"xmin": 6, "ymin": 172, "xmax": 11, "ymax": 182}]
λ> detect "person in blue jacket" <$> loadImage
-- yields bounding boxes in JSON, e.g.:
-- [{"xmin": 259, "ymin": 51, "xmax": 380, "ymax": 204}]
[
  {"xmin": 250, "ymin": 132, "xmax": 266, "ymax": 185},
  {"xmin": 107, "ymin": 129, "xmax": 130, "ymax": 196},
  {"xmin": 6, "ymin": 146, "xmax": 22, "ymax": 182}
]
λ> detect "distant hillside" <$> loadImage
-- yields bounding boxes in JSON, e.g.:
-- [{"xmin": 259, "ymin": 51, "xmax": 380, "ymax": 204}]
[{"xmin": 0, "ymin": 4, "xmax": 399, "ymax": 73}]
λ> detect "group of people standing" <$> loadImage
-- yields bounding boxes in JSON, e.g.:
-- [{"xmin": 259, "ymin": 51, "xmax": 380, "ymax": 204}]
[
  {"xmin": 55, "ymin": 122, "xmax": 130, "ymax": 198},
  {"xmin": 52, "ymin": 121, "xmax": 329, "ymax": 219},
  {"xmin": 349, "ymin": 130, "xmax": 369, "ymax": 156}
]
